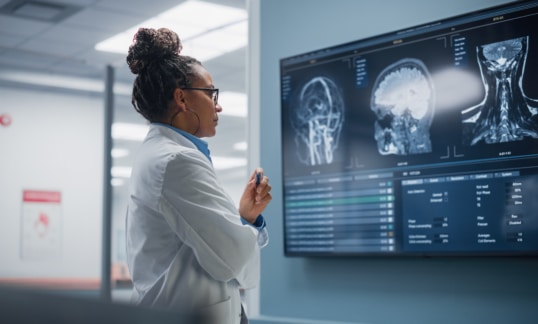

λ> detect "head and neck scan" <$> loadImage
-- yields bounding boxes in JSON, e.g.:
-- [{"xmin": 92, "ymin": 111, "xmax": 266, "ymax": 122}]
[
  {"xmin": 370, "ymin": 58, "xmax": 435, "ymax": 155},
  {"xmin": 291, "ymin": 76, "xmax": 345, "ymax": 166},
  {"xmin": 462, "ymin": 36, "xmax": 538, "ymax": 145}
]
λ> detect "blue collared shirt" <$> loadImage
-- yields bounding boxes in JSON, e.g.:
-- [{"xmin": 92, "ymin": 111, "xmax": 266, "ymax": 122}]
[{"xmin": 153, "ymin": 122, "xmax": 211, "ymax": 162}]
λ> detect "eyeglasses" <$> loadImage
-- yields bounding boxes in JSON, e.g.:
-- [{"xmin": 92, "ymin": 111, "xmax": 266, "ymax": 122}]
[{"xmin": 181, "ymin": 87, "xmax": 219, "ymax": 106}]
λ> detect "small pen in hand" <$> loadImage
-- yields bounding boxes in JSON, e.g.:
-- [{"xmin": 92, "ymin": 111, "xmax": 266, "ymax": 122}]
[{"xmin": 255, "ymin": 172, "xmax": 261, "ymax": 187}]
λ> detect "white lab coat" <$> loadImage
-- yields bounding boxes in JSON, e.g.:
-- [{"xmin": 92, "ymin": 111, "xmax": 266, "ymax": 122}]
[{"xmin": 125, "ymin": 124, "xmax": 264, "ymax": 324}]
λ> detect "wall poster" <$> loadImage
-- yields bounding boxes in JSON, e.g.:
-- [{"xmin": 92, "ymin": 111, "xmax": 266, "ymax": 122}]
[{"xmin": 20, "ymin": 190, "xmax": 62, "ymax": 260}]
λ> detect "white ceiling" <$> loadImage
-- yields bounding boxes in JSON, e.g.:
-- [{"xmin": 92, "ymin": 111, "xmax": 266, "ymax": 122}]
[
  {"xmin": 0, "ymin": 0, "xmax": 247, "ymax": 88},
  {"xmin": 0, "ymin": 0, "xmax": 250, "ymax": 186}
]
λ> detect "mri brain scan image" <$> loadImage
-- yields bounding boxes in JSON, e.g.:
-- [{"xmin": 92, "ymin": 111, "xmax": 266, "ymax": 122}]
[
  {"xmin": 462, "ymin": 36, "xmax": 538, "ymax": 145},
  {"xmin": 370, "ymin": 58, "xmax": 435, "ymax": 155},
  {"xmin": 291, "ymin": 76, "xmax": 345, "ymax": 166}
]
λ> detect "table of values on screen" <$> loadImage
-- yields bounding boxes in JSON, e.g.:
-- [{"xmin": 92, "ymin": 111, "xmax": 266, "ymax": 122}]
[
  {"xmin": 401, "ymin": 170, "xmax": 537, "ymax": 253},
  {"xmin": 284, "ymin": 169, "xmax": 538, "ymax": 254},
  {"xmin": 284, "ymin": 172, "xmax": 396, "ymax": 253}
]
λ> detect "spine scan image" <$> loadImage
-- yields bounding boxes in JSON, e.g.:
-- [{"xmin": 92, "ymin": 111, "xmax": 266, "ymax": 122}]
[
  {"xmin": 462, "ymin": 36, "xmax": 538, "ymax": 145},
  {"xmin": 370, "ymin": 58, "xmax": 435, "ymax": 155},
  {"xmin": 291, "ymin": 76, "xmax": 345, "ymax": 166}
]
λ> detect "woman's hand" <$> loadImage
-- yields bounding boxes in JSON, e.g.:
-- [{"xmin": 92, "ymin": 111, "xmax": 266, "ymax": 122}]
[{"xmin": 239, "ymin": 168, "xmax": 272, "ymax": 224}]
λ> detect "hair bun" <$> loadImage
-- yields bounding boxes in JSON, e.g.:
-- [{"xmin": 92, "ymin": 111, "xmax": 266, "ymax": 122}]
[{"xmin": 126, "ymin": 27, "xmax": 183, "ymax": 74}]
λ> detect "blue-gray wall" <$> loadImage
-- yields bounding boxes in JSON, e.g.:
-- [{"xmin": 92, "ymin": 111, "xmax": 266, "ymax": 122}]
[{"xmin": 252, "ymin": 1, "xmax": 538, "ymax": 323}]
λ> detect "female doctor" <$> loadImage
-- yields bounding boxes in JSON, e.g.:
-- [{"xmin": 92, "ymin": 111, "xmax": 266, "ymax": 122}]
[{"xmin": 124, "ymin": 27, "xmax": 272, "ymax": 324}]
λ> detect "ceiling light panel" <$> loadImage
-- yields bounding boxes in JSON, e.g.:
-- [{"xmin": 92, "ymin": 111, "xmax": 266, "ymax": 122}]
[
  {"xmin": 95, "ymin": 0, "xmax": 247, "ymax": 62},
  {"xmin": 233, "ymin": 141, "xmax": 247, "ymax": 151},
  {"xmin": 218, "ymin": 91, "xmax": 247, "ymax": 117},
  {"xmin": 158, "ymin": 1, "xmax": 245, "ymax": 32},
  {"xmin": 112, "ymin": 123, "xmax": 149, "ymax": 141}
]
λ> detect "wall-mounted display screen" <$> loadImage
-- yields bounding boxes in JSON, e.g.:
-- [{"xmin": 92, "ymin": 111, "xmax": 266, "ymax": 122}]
[{"xmin": 280, "ymin": 0, "xmax": 538, "ymax": 256}]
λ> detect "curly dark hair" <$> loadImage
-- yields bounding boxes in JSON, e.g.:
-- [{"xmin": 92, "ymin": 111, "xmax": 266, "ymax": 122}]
[{"xmin": 126, "ymin": 27, "xmax": 201, "ymax": 122}]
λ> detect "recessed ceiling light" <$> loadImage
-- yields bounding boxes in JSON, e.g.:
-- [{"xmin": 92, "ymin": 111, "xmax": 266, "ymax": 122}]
[
  {"xmin": 95, "ymin": 0, "xmax": 247, "ymax": 62},
  {"xmin": 219, "ymin": 91, "xmax": 247, "ymax": 117},
  {"xmin": 112, "ymin": 123, "xmax": 149, "ymax": 141},
  {"xmin": 111, "ymin": 166, "xmax": 132, "ymax": 178},
  {"xmin": 233, "ymin": 141, "xmax": 247, "ymax": 151},
  {"xmin": 111, "ymin": 148, "xmax": 129, "ymax": 158}
]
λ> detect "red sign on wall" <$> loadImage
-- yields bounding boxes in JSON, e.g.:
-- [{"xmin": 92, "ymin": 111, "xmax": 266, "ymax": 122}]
[{"xmin": 21, "ymin": 190, "xmax": 62, "ymax": 259}]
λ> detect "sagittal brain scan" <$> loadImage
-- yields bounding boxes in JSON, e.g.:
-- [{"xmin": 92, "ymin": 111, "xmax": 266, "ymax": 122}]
[
  {"xmin": 291, "ymin": 76, "xmax": 345, "ymax": 166},
  {"xmin": 462, "ymin": 36, "xmax": 538, "ymax": 145},
  {"xmin": 370, "ymin": 58, "xmax": 434, "ymax": 155}
]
